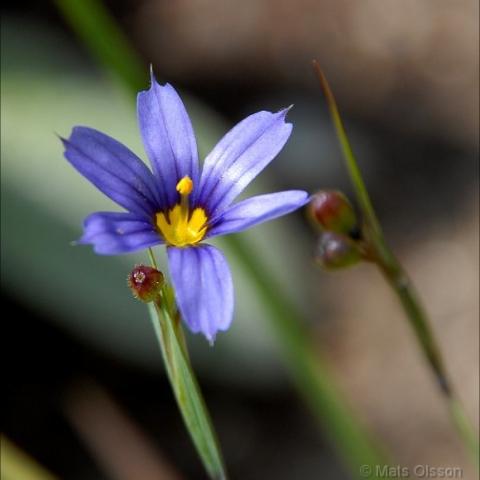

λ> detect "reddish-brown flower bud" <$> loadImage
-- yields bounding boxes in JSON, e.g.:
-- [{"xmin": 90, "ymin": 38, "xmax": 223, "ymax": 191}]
[
  {"xmin": 315, "ymin": 231, "xmax": 361, "ymax": 269},
  {"xmin": 309, "ymin": 190, "xmax": 357, "ymax": 235},
  {"xmin": 128, "ymin": 265, "xmax": 164, "ymax": 303}
]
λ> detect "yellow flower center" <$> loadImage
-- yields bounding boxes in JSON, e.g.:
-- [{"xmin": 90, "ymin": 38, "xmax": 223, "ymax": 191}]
[{"xmin": 155, "ymin": 176, "xmax": 208, "ymax": 247}]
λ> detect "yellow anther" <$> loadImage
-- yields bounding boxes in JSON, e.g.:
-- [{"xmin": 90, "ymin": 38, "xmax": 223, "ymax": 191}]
[
  {"xmin": 176, "ymin": 176, "xmax": 193, "ymax": 196},
  {"xmin": 156, "ymin": 176, "xmax": 207, "ymax": 247},
  {"xmin": 156, "ymin": 206, "xmax": 207, "ymax": 247}
]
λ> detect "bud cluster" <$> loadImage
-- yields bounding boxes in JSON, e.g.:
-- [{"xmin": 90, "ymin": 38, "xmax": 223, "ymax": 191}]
[{"xmin": 309, "ymin": 190, "xmax": 363, "ymax": 269}]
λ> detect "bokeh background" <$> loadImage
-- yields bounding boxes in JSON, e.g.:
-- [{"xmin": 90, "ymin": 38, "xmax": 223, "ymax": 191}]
[{"xmin": 2, "ymin": 1, "xmax": 478, "ymax": 479}]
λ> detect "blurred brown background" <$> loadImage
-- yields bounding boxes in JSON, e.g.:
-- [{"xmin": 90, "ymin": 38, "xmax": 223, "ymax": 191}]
[{"xmin": 2, "ymin": 1, "xmax": 478, "ymax": 479}]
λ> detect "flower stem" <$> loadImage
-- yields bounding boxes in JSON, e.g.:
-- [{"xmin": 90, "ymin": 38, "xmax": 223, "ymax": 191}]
[
  {"xmin": 147, "ymin": 250, "xmax": 227, "ymax": 480},
  {"xmin": 147, "ymin": 247, "xmax": 158, "ymax": 270},
  {"xmin": 313, "ymin": 60, "xmax": 479, "ymax": 466},
  {"xmin": 311, "ymin": 63, "xmax": 382, "ymax": 240}
]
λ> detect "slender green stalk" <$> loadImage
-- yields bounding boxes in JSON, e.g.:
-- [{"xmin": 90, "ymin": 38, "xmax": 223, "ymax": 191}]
[
  {"xmin": 449, "ymin": 399, "xmax": 480, "ymax": 469},
  {"xmin": 377, "ymin": 255, "xmax": 448, "ymax": 395},
  {"xmin": 147, "ymin": 247, "xmax": 158, "ymax": 269},
  {"xmin": 54, "ymin": 1, "xmax": 392, "ymax": 475},
  {"xmin": 313, "ymin": 60, "xmax": 479, "ymax": 466},
  {"xmin": 147, "ymin": 250, "xmax": 227, "ymax": 479},
  {"xmin": 311, "ymin": 63, "xmax": 381, "ymax": 240}
]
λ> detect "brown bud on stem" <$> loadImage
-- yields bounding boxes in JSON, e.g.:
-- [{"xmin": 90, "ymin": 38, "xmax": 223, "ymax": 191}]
[
  {"xmin": 309, "ymin": 190, "xmax": 357, "ymax": 236},
  {"xmin": 128, "ymin": 265, "xmax": 164, "ymax": 303},
  {"xmin": 315, "ymin": 231, "xmax": 362, "ymax": 269}
]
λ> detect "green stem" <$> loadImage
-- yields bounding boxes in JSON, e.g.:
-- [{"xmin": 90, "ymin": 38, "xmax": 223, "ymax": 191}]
[
  {"xmin": 377, "ymin": 253, "xmax": 479, "ymax": 467},
  {"xmin": 150, "ymin": 298, "xmax": 227, "ymax": 479},
  {"xmin": 311, "ymin": 62, "xmax": 381, "ymax": 239},
  {"xmin": 313, "ymin": 60, "xmax": 479, "ymax": 466},
  {"xmin": 147, "ymin": 247, "xmax": 158, "ymax": 270},
  {"xmin": 377, "ymin": 253, "xmax": 449, "ymax": 395},
  {"xmin": 148, "ymin": 249, "xmax": 227, "ymax": 479},
  {"xmin": 449, "ymin": 399, "xmax": 480, "ymax": 470}
]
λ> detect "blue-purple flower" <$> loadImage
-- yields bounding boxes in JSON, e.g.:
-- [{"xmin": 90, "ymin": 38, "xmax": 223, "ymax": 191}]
[{"xmin": 62, "ymin": 72, "xmax": 308, "ymax": 342}]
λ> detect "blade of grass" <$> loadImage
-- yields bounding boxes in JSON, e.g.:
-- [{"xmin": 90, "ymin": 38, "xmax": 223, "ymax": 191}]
[
  {"xmin": 312, "ymin": 59, "xmax": 479, "ymax": 467},
  {"xmin": 148, "ymin": 290, "xmax": 227, "ymax": 480}
]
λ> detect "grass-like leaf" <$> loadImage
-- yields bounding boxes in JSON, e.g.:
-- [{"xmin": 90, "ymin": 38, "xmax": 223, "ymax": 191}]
[
  {"xmin": 149, "ymin": 288, "xmax": 227, "ymax": 480},
  {"xmin": 313, "ymin": 59, "xmax": 479, "ymax": 468}
]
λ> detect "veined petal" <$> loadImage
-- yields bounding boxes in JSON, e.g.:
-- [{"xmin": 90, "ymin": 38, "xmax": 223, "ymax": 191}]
[
  {"xmin": 207, "ymin": 190, "xmax": 309, "ymax": 237},
  {"xmin": 168, "ymin": 245, "xmax": 234, "ymax": 343},
  {"xmin": 62, "ymin": 127, "xmax": 161, "ymax": 218},
  {"xmin": 198, "ymin": 109, "xmax": 292, "ymax": 217},
  {"xmin": 78, "ymin": 212, "xmax": 162, "ymax": 255},
  {"xmin": 137, "ymin": 71, "xmax": 199, "ymax": 207}
]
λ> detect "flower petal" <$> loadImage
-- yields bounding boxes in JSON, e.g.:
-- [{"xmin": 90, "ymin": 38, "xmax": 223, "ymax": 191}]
[
  {"xmin": 62, "ymin": 127, "xmax": 161, "ymax": 218},
  {"xmin": 168, "ymin": 245, "xmax": 234, "ymax": 343},
  {"xmin": 198, "ymin": 109, "xmax": 292, "ymax": 217},
  {"xmin": 137, "ymin": 71, "xmax": 199, "ymax": 207},
  {"xmin": 78, "ymin": 212, "xmax": 162, "ymax": 255},
  {"xmin": 207, "ymin": 190, "xmax": 309, "ymax": 237}
]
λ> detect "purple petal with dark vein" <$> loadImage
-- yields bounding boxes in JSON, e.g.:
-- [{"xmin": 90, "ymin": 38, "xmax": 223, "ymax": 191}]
[
  {"xmin": 207, "ymin": 190, "xmax": 309, "ymax": 237},
  {"xmin": 137, "ymin": 71, "xmax": 199, "ymax": 207},
  {"xmin": 198, "ymin": 109, "xmax": 292, "ymax": 217},
  {"xmin": 168, "ymin": 245, "xmax": 234, "ymax": 343},
  {"xmin": 63, "ymin": 127, "xmax": 161, "ymax": 218},
  {"xmin": 78, "ymin": 212, "xmax": 162, "ymax": 255}
]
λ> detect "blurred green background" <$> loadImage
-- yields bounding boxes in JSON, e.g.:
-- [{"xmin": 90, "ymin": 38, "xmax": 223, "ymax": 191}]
[{"xmin": 2, "ymin": 1, "xmax": 478, "ymax": 479}]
